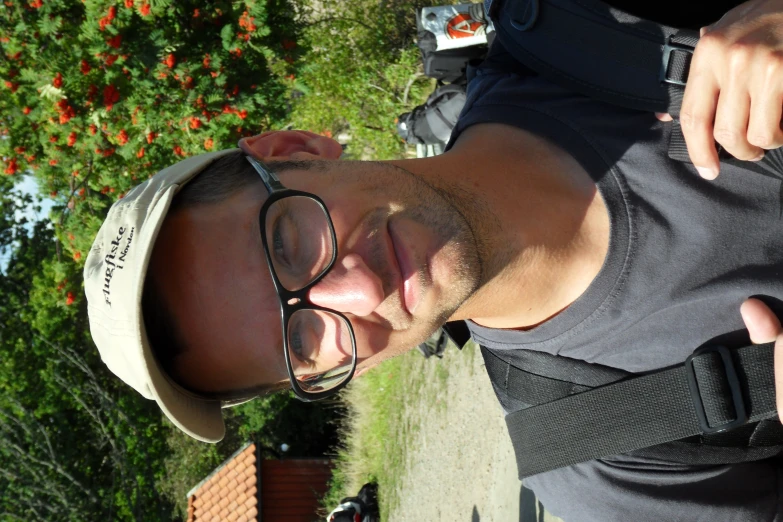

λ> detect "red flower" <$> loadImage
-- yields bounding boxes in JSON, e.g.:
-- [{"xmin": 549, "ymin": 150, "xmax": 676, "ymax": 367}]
[
  {"xmin": 238, "ymin": 109, "xmax": 247, "ymax": 120},
  {"xmin": 117, "ymin": 129, "xmax": 129, "ymax": 145},
  {"xmin": 164, "ymin": 54, "xmax": 176, "ymax": 68},
  {"xmin": 67, "ymin": 132, "xmax": 77, "ymax": 147},
  {"xmin": 124, "ymin": 0, "xmax": 133, "ymax": 7},
  {"xmin": 30, "ymin": 0, "xmax": 43, "ymax": 8},
  {"xmin": 103, "ymin": 84, "xmax": 120, "ymax": 111},
  {"xmin": 107, "ymin": 35, "xmax": 122, "ymax": 49},
  {"xmin": 188, "ymin": 116, "xmax": 202, "ymax": 129},
  {"xmin": 193, "ymin": 8, "xmax": 199, "ymax": 17},
  {"xmin": 202, "ymin": 54, "xmax": 211, "ymax": 68},
  {"xmin": 137, "ymin": 147, "xmax": 145, "ymax": 158},
  {"xmin": 105, "ymin": 54, "xmax": 118, "ymax": 66},
  {"xmin": 80, "ymin": 60, "xmax": 91, "ymax": 75},
  {"xmin": 146, "ymin": 131, "xmax": 156, "ymax": 144},
  {"xmin": 56, "ymin": 101, "xmax": 75, "ymax": 124},
  {"xmin": 14, "ymin": 147, "xmax": 25, "ymax": 154},
  {"xmin": 52, "ymin": 72, "xmax": 63, "ymax": 88},
  {"xmin": 22, "ymin": 107, "xmax": 31, "ymax": 115},
  {"xmin": 65, "ymin": 291, "xmax": 75, "ymax": 305},
  {"xmin": 100, "ymin": 186, "xmax": 110, "ymax": 194},
  {"xmin": 230, "ymin": 47, "xmax": 242, "ymax": 58},
  {"xmin": 4, "ymin": 158, "xmax": 18, "ymax": 175},
  {"xmin": 140, "ymin": 3, "xmax": 150, "ymax": 16},
  {"xmin": 239, "ymin": 11, "xmax": 257, "ymax": 32},
  {"xmin": 99, "ymin": 6, "xmax": 117, "ymax": 31},
  {"xmin": 49, "ymin": 135, "xmax": 59, "ymax": 143},
  {"xmin": 231, "ymin": 84, "xmax": 239, "ymax": 96},
  {"xmin": 89, "ymin": 124, "xmax": 97, "ymax": 135},
  {"xmin": 204, "ymin": 138, "xmax": 214, "ymax": 150},
  {"xmin": 50, "ymin": 191, "xmax": 58, "ymax": 197},
  {"xmin": 282, "ymin": 39, "xmax": 296, "ymax": 50},
  {"xmin": 182, "ymin": 76, "xmax": 194, "ymax": 89},
  {"xmin": 173, "ymin": 145, "xmax": 184, "ymax": 156},
  {"xmin": 49, "ymin": 159, "xmax": 58, "ymax": 166}
]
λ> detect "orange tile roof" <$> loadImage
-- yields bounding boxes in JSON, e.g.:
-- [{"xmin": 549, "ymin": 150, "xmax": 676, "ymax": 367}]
[{"xmin": 187, "ymin": 443, "xmax": 258, "ymax": 522}]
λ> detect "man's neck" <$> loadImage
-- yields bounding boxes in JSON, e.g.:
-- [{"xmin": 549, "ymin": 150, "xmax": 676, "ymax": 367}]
[{"xmin": 392, "ymin": 122, "xmax": 610, "ymax": 330}]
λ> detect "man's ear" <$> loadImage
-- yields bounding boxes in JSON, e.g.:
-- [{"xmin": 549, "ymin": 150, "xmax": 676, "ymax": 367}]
[{"xmin": 238, "ymin": 130, "xmax": 342, "ymax": 161}]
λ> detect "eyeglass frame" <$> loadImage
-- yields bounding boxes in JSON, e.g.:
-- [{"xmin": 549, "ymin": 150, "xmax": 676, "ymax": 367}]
[{"xmin": 245, "ymin": 154, "xmax": 358, "ymax": 402}]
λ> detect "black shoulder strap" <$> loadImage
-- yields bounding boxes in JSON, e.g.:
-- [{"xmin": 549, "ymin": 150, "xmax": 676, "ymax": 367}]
[
  {"xmin": 487, "ymin": 0, "xmax": 699, "ymax": 162},
  {"xmin": 484, "ymin": 343, "xmax": 780, "ymax": 478}
]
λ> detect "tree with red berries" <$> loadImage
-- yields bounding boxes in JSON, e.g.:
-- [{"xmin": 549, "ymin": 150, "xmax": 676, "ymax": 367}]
[{"xmin": 0, "ymin": 1, "xmax": 303, "ymax": 520}]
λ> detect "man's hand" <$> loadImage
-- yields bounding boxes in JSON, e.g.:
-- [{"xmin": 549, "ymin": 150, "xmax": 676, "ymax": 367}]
[
  {"xmin": 739, "ymin": 298, "xmax": 783, "ymax": 423},
  {"xmin": 656, "ymin": 0, "xmax": 783, "ymax": 179}
]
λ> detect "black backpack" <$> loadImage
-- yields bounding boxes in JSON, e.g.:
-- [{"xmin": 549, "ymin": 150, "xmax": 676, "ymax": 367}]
[
  {"xmin": 396, "ymin": 4, "xmax": 495, "ymax": 147},
  {"xmin": 439, "ymin": 0, "xmax": 783, "ymax": 479},
  {"xmin": 396, "ymin": 83, "xmax": 468, "ymax": 146}
]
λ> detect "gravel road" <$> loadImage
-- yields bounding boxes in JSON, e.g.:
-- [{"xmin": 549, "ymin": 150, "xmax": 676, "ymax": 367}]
[{"xmin": 385, "ymin": 341, "xmax": 563, "ymax": 522}]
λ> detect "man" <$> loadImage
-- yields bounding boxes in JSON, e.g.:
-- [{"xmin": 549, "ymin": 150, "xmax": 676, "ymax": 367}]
[{"xmin": 85, "ymin": 0, "xmax": 783, "ymax": 519}]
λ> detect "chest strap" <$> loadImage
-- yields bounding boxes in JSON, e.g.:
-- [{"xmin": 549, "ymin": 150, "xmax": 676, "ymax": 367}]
[
  {"xmin": 487, "ymin": 0, "xmax": 699, "ymax": 162},
  {"xmin": 483, "ymin": 343, "xmax": 781, "ymax": 478}
]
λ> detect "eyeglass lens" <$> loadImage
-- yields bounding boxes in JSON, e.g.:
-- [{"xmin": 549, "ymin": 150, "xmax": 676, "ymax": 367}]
[{"xmin": 264, "ymin": 196, "xmax": 354, "ymax": 393}]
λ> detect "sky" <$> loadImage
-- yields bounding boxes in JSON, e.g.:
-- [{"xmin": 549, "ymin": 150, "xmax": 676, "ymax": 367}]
[{"xmin": 0, "ymin": 174, "xmax": 56, "ymax": 273}]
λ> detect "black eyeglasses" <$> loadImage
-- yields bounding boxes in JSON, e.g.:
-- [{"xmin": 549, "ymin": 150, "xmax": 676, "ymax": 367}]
[{"xmin": 246, "ymin": 155, "xmax": 358, "ymax": 401}]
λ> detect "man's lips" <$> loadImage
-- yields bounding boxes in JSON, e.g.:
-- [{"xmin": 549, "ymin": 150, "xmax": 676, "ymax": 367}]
[{"xmin": 388, "ymin": 222, "xmax": 420, "ymax": 315}]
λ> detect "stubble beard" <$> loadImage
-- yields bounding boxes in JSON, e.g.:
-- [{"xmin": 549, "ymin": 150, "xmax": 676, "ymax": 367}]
[{"xmin": 363, "ymin": 162, "xmax": 494, "ymax": 337}]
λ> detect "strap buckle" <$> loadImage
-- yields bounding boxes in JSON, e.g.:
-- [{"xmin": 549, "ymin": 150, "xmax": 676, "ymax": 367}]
[
  {"xmin": 660, "ymin": 40, "xmax": 694, "ymax": 86},
  {"xmin": 685, "ymin": 345, "xmax": 748, "ymax": 434}
]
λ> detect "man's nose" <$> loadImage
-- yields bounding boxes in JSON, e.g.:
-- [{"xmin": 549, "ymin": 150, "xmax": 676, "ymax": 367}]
[{"xmin": 307, "ymin": 253, "xmax": 384, "ymax": 316}]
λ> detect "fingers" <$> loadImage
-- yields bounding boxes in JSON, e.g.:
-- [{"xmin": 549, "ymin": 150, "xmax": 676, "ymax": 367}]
[
  {"xmin": 739, "ymin": 298, "xmax": 783, "ymax": 424},
  {"xmin": 777, "ymin": 334, "xmax": 783, "ymax": 424},
  {"xmin": 740, "ymin": 298, "xmax": 782, "ymax": 344},
  {"xmin": 679, "ymin": 56, "xmax": 721, "ymax": 179},
  {"xmin": 655, "ymin": 113, "xmax": 673, "ymax": 122},
  {"xmin": 713, "ymin": 82, "xmax": 764, "ymax": 162},
  {"xmin": 747, "ymin": 59, "xmax": 783, "ymax": 151}
]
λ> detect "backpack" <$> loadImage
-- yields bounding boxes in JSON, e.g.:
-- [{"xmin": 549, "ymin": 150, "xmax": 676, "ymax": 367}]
[
  {"xmin": 438, "ymin": 0, "xmax": 783, "ymax": 478},
  {"xmin": 326, "ymin": 483, "xmax": 380, "ymax": 522},
  {"xmin": 396, "ymin": 4, "xmax": 495, "ymax": 148},
  {"xmin": 416, "ymin": 3, "xmax": 495, "ymax": 82},
  {"xmin": 396, "ymin": 83, "xmax": 468, "ymax": 146}
]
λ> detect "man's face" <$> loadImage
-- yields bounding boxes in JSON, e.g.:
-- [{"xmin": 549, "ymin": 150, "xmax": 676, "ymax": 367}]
[{"xmin": 149, "ymin": 158, "xmax": 481, "ymax": 394}]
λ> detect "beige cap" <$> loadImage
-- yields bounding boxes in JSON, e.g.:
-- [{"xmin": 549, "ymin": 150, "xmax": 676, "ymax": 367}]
[{"xmin": 84, "ymin": 148, "xmax": 239, "ymax": 443}]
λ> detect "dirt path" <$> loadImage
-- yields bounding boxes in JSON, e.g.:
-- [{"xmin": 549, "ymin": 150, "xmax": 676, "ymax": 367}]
[{"xmin": 386, "ymin": 342, "xmax": 562, "ymax": 522}]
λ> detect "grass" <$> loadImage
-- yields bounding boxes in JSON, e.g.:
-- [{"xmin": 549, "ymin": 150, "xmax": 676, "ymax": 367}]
[
  {"xmin": 320, "ymin": 335, "xmax": 469, "ymax": 519},
  {"xmin": 288, "ymin": 0, "xmax": 459, "ymax": 160},
  {"xmin": 320, "ymin": 350, "xmax": 421, "ymax": 518}
]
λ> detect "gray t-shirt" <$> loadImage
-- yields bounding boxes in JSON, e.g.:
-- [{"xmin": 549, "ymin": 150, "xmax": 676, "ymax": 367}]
[{"xmin": 447, "ymin": 45, "xmax": 783, "ymax": 521}]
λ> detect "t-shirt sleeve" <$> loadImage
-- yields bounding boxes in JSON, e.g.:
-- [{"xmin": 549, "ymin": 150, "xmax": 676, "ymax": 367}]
[{"xmin": 525, "ymin": 455, "xmax": 783, "ymax": 522}]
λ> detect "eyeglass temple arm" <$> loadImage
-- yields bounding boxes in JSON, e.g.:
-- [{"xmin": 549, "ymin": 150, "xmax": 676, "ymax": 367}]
[{"xmin": 245, "ymin": 155, "xmax": 286, "ymax": 193}]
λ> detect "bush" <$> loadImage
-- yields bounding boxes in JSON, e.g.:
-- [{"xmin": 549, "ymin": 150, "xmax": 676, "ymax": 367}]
[{"xmin": 0, "ymin": 0, "xmax": 298, "ymax": 265}]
